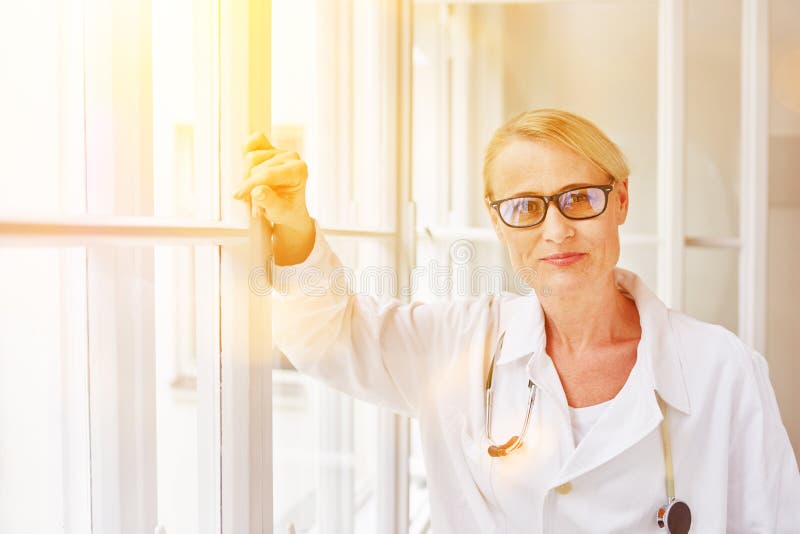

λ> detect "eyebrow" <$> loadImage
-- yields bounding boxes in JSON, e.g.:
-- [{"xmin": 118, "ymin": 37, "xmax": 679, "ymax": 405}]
[{"xmin": 507, "ymin": 182, "xmax": 598, "ymax": 197}]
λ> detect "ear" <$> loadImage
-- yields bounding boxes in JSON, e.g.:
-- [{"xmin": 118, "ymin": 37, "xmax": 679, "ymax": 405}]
[
  {"xmin": 614, "ymin": 178, "xmax": 629, "ymax": 225},
  {"xmin": 485, "ymin": 198, "xmax": 507, "ymax": 244}
]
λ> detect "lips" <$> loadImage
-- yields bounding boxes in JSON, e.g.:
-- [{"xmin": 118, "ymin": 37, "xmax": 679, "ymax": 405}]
[{"xmin": 541, "ymin": 252, "xmax": 585, "ymax": 260}]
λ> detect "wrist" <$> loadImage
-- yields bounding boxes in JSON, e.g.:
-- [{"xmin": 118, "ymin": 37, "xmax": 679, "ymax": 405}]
[{"xmin": 273, "ymin": 214, "xmax": 316, "ymax": 266}]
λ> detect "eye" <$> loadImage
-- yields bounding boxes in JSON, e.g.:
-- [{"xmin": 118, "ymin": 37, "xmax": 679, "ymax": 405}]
[{"xmin": 564, "ymin": 192, "xmax": 589, "ymax": 206}]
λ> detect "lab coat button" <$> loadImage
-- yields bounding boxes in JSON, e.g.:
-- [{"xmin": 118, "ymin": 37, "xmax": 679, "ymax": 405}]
[{"xmin": 555, "ymin": 482, "xmax": 573, "ymax": 495}]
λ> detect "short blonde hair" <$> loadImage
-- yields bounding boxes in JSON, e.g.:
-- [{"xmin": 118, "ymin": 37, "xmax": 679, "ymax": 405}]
[{"xmin": 482, "ymin": 109, "xmax": 630, "ymax": 198}]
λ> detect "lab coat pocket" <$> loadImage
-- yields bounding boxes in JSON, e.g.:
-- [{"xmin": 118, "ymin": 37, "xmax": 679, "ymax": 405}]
[{"xmin": 443, "ymin": 410, "xmax": 501, "ymax": 533}]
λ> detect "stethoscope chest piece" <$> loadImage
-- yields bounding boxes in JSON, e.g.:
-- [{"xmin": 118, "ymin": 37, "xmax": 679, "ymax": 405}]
[{"xmin": 657, "ymin": 498, "xmax": 692, "ymax": 533}]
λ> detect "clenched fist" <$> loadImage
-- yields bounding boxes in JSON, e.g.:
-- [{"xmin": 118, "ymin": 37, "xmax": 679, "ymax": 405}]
[
  {"xmin": 233, "ymin": 132, "xmax": 311, "ymax": 231},
  {"xmin": 233, "ymin": 131, "xmax": 316, "ymax": 266}
]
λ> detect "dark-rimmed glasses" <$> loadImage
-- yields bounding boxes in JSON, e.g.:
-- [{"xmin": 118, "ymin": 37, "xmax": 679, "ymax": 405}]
[{"xmin": 485, "ymin": 179, "xmax": 615, "ymax": 228}]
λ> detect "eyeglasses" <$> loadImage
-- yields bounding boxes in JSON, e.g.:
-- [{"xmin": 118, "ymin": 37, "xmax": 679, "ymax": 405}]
[
  {"xmin": 485, "ymin": 179, "xmax": 615, "ymax": 228},
  {"xmin": 484, "ymin": 331, "xmax": 537, "ymax": 457},
  {"xmin": 484, "ymin": 331, "xmax": 692, "ymax": 534}
]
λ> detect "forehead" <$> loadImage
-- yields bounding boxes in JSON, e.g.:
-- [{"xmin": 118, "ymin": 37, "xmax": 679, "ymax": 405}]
[{"xmin": 490, "ymin": 138, "xmax": 607, "ymax": 197}]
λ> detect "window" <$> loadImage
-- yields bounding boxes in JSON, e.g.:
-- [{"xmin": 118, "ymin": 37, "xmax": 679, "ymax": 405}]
[
  {"xmin": 2, "ymin": 1, "xmax": 793, "ymax": 533},
  {"xmin": 0, "ymin": 0, "xmax": 266, "ymax": 531},
  {"xmin": 270, "ymin": 1, "xmax": 411, "ymax": 532}
]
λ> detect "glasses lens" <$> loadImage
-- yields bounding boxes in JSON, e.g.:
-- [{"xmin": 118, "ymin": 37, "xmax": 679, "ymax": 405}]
[
  {"xmin": 558, "ymin": 187, "xmax": 607, "ymax": 219},
  {"xmin": 498, "ymin": 197, "xmax": 546, "ymax": 227},
  {"xmin": 666, "ymin": 501, "xmax": 691, "ymax": 534}
]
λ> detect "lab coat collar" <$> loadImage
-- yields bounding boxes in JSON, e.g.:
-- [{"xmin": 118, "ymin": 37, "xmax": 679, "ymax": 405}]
[{"xmin": 495, "ymin": 267, "xmax": 691, "ymax": 416}]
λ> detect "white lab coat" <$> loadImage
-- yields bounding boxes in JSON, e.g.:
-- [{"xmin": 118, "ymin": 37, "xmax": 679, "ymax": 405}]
[{"xmin": 272, "ymin": 219, "xmax": 800, "ymax": 533}]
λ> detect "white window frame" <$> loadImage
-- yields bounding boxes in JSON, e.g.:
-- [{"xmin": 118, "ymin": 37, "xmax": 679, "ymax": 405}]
[
  {"xmin": 0, "ymin": 0, "xmax": 417, "ymax": 532},
  {"xmin": 0, "ymin": 0, "xmax": 263, "ymax": 530}
]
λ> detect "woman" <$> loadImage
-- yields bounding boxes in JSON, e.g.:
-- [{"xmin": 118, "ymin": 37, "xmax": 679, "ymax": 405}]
[{"xmin": 233, "ymin": 109, "xmax": 800, "ymax": 533}]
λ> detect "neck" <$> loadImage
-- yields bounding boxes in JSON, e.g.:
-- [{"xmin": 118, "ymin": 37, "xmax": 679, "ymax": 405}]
[{"xmin": 540, "ymin": 270, "xmax": 640, "ymax": 362}]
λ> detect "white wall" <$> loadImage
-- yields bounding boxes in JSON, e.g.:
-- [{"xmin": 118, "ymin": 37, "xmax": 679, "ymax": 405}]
[{"xmin": 767, "ymin": 0, "xmax": 800, "ymax": 458}]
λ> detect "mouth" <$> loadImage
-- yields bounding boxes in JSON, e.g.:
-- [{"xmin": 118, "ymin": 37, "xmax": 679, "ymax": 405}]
[
  {"xmin": 539, "ymin": 252, "xmax": 586, "ymax": 266},
  {"xmin": 541, "ymin": 252, "xmax": 584, "ymax": 260}
]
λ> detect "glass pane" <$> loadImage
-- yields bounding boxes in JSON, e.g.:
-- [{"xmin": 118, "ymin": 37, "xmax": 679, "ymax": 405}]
[
  {"xmin": 0, "ymin": 3, "xmax": 83, "ymax": 216},
  {"xmin": 0, "ymin": 245, "xmax": 217, "ymax": 531},
  {"xmin": 86, "ymin": 244, "xmax": 218, "ymax": 533},
  {"xmin": 412, "ymin": 1, "xmax": 659, "ymax": 235},
  {"xmin": 272, "ymin": 235, "xmax": 389, "ymax": 533},
  {"xmin": 83, "ymin": 0, "xmax": 218, "ymax": 218},
  {"xmin": 409, "ymin": 419, "xmax": 431, "ymax": 534},
  {"xmin": 270, "ymin": 0, "xmax": 394, "ymax": 230},
  {"xmin": 415, "ymin": 235, "xmax": 518, "ymax": 302},
  {"xmin": 684, "ymin": 0, "xmax": 741, "ymax": 238},
  {"xmin": 272, "ymin": 374, "xmax": 379, "ymax": 534},
  {"xmin": 0, "ymin": 248, "xmax": 79, "ymax": 532},
  {"xmin": 151, "ymin": 245, "xmax": 218, "ymax": 533},
  {"xmin": 0, "ymin": 0, "xmax": 219, "ymax": 218},
  {"xmin": 326, "ymin": 236, "xmax": 397, "ymax": 299},
  {"xmin": 683, "ymin": 247, "xmax": 738, "ymax": 334}
]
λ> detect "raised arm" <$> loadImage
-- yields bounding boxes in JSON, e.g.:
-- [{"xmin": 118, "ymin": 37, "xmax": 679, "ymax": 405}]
[{"xmin": 232, "ymin": 132, "xmax": 486, "ymax": 418}]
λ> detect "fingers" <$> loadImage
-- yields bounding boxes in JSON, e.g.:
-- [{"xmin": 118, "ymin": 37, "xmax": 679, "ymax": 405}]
[
  {"xmin": 250, "ymin": 184, "xmax": 284, "ymax": 220},
  {"xmin": 242, "ymin": 131, "xmax": 274, "ymax": 155},
  {"xmin": 244, "ymin": 149, "xmax": 283, "ymax": 171},
  {"xmin": 247, "ymin": 150, "xmax": 298, "ymax": 177},
  {"xmin": 236, "ymin": 133, "xmax": 308, "ymax": 221},
  {"xmin": 233, "ymin": 162, "xmax": 290, "ymax": 198},
  {"xmin": 232, "ymin": 160, "xmax": 306, "ymax": 199},
  {"xmin": 251, "ymin": 185, "xmax": 273, "ymax": 204}
]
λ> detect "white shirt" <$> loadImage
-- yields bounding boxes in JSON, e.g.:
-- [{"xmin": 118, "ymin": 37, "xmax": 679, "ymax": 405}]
[
  {"xmin": 272, "ymin": 219, "xmax": 800, "ymax": 534},
  {"xmin": 569, "ymin": 398, "xmax": 613, "ymax": 447}
]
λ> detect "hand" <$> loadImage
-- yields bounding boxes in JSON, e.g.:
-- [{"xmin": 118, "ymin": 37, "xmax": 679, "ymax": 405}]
[{"xmin": 233, "ymin": 132, "xmax": 311, "ymax": 230}]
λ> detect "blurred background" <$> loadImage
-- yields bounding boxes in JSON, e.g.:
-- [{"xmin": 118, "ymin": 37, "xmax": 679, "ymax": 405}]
[{"xmin": 1, "ymin": 1, "xmax": 798, "ymax": 533}]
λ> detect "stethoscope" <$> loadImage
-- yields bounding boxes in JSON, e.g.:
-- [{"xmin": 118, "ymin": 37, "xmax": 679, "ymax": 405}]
[{"xmin": 484, "ymin": 331, "xmax": 693, "ymax": 534}]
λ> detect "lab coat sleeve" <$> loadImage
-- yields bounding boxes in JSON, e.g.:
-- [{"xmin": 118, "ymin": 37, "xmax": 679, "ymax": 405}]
[
  {"xmin": 726, "ymin": 343, "xmax": 800, "ymax": 533},
  {"xmin": 270, "ymin": 218, "xmax": 482, "ymax": 419}
]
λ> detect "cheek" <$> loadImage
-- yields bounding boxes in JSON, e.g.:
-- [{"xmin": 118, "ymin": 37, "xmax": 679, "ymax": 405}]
[
  {"xmin": 584, "ymin": 220, "xmax": 621, "ymax": 263},
  {"xmin": 503, "ymin": 231, "xmax": 539, "ymax": 265}
]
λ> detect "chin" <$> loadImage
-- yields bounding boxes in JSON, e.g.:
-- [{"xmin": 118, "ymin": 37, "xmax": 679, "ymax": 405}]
[{"xmin": 534, "ymin": 264, "xmax": 594, "ymax": 297}]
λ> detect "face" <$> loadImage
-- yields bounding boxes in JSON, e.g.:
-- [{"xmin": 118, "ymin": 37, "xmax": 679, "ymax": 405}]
[{"xmin": 485, "ymin": 138, "xmax": 629, "ymax": 298}]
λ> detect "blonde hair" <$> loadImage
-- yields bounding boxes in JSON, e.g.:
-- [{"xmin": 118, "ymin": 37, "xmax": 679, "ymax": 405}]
[{"xmin": 482, "ymin": 109, "xmax": 630, "ymax": 198}]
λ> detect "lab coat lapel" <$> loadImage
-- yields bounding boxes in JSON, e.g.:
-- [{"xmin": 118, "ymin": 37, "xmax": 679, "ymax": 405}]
[
  {"xmin": 495, "ymin": 292, "xmax": 569, "ymax": 412},
  {"xmin": 551, "ymin": 268, "xmax": 691, "ymax": 485},
  {"xmin": 614, "ymin": 269, "xmax": 691, "ymax": 416},
  {"xmin": 494, "ymin": 268, "xmax": 692, "ymax": 488},
  {"xmin": 496, "ymin": 270, "xmax": 690, "ymax": 412},
  {"xmin": 551, "ymin": 353, "xmax": 663, "ymax": 487}
]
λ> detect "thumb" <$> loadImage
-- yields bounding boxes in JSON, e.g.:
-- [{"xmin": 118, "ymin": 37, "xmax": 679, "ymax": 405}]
[
  {"xmin": 250, "ymin": 184, "xmax": 282, "ymax": 220},
  {"xmin": 251, "ymin": 184, "xmax": 273, "ymax": 203}
]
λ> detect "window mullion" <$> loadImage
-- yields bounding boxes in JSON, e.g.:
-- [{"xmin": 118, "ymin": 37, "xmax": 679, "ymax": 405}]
[
  {"xmin": 219, "ymin": 0, "xmax": 273, "ymax": 532},
  {"xmin": 656, "ymin": 0, "xmax": 686, "ymax": 309},
  {"xmin": 738, "ymin": 0, "xmax": 769, "ymax": 352},
  {"xmin": 59, "ymin": 247, "xmax": 93, "ymax": 533},
  {"xmin": 378, "ymin": 1, "xmax": 414, "ymax": 534},
  {"xmin": 83, "ymin": 0, "xmax": 158, "ymax": 529}
]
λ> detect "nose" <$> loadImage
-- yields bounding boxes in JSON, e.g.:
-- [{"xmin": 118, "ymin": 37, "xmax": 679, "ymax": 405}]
[{"xmin": 540, "ymin": 199, "xmax": 575, "ymax": 244}]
